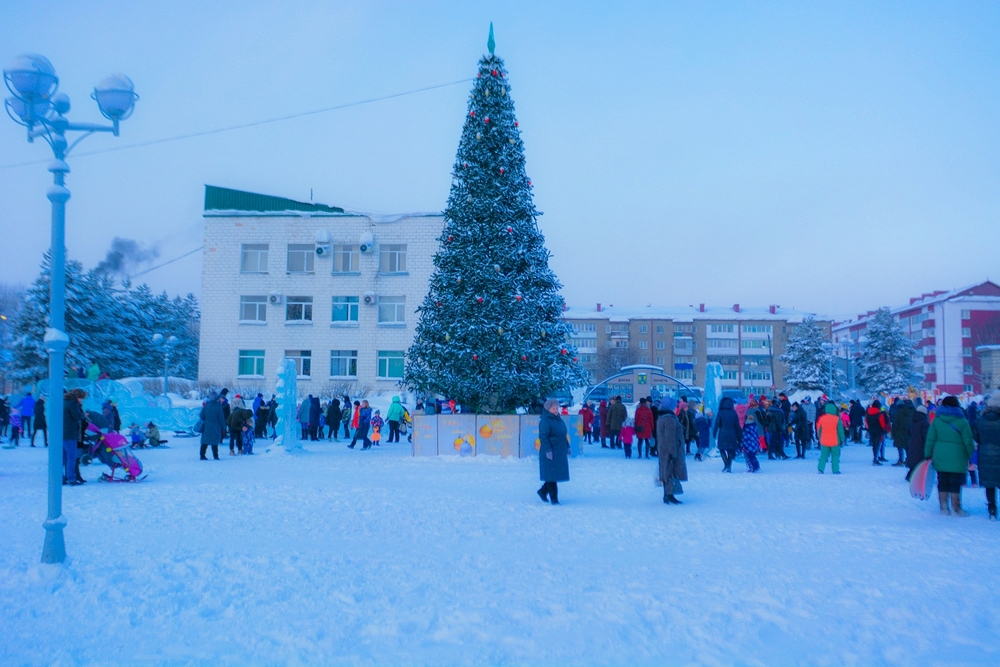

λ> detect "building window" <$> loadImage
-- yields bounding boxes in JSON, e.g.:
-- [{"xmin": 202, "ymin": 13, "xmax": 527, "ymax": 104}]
[
  {"xmin": 964, "ymin": 364, "xmax": 974, "ymax": 374},
  {"xmin": 239, "ymin": 296, "xmax": 267, "ymax": 323},
  {"xmin": 332, "ymin": 296, "xmax": 359, "ymax": 323},
  {"xmin": 286, "ymin": 296, "xmax": 313, "ymax": 323},
  {"xmin": 639, "ymin": 355, "xmax": 648, "ymax": 364},
  {"xmin": 238, "ymin": 349, "xmax": 265, "ymax": 377},
  {"xmin": 613, "ymin": 340, "xmax": 629, "ymax": 348},
  {"xmin": 574, "ymin": 323, "xmax": 596, "ymax": 333},
  {"xmin": 962, "ymin": 327, "xmax": 972, "ymax": 338},
  {"xmin": 330, "ymin": 350, "xmax": 358, "ymax": 377},
  {"xmin": 743, "ymin": 371, "xmax": 771, "ymax": 381},
  {"xmin": 723, "ymin": 370, "xmax": 738, "ymax": 380},
  {"xmin": 639, "ymin": 324, "xmax": 648, "ymax": 333},
  {"xmin": 965, "ymin": 384, "xmax": 974, "ymax": 392},
  {"xmin": 331, "ymin": 245, "xmax": 359, "ymax": 273},
  {"xmin": 378, "ymin": 296, "xmax": 406, "ymax": 324},
  {"xmin": 241, "ymin": 244, "xmax": 268, "ymax": 273},
  {"xmin": 961, "ymin": 310, "xmax": 971, "ymax": 319},
  {"xmin": 378, "ymin": 351, "xmax": 405, "ymax": 378},
  {"xmin": 675, "ymin": 324, "xmax": 694, "ymax": 335},
  {"xmin": 708, "ymin": 338, "xmax": 738, "ymax": 349},
  {"xmin": 963, "ymin": 347, "xmax": 973, "ymax": 357},
  {"xmin": 742, "ymin": 339, "xmax": 770, "ymax": 349},
  {"xmin": 675, "ymin": 369, "xmax": 693, "ymax": 380},
  {"xmin": 710, "ymin": 324, "xmax": 734, "ymax": 333},
  {"xmin": 655, "ymin": 325, "xmax": 664, "ymax": 334},
  {"xmin": 639, "ymin": 340, "xmax": 648, "ymax": 349},
  {"xmin": 655, "ymin": 356, "xmax": 664, "ymax": 365},
  {"xmin": 286, "ymin": 244, "xmax": 315, "ymax": 274},
  {"xmin": 379, "ymin": 244, "xmax": 407, "ymax": 273},
  {"xmin": 656, "ymin": 341, "xmax": 666, "ymax": 350},
  {"xmin": 741, "ymin": 324, "xmax": 772, "ymax": 334},
  {"xmin": 285, "ymin": 350, "xmax": 312, "ymax": 378}
]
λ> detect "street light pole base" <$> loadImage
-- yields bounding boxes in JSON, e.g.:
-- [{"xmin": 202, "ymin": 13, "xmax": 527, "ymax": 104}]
[{"xmin": 41, "ymin": 515, "xmax": 67, "ymax": 564}]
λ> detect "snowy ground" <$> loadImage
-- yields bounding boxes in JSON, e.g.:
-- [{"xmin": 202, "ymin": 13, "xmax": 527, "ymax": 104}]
[{"xmin": 2, "ymin": 437, "xmax": 998, "ymax": 667}]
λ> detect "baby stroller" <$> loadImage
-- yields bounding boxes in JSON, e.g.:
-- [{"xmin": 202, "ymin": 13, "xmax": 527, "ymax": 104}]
[{"xmin": 82, "ymin": 422, "xmax": 145, "ymax": 482}]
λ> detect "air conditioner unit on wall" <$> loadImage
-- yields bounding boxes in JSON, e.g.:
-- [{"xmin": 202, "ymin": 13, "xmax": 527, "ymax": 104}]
[
  {"xmin": 359, "ymin": 231, "xmax": 375, "ymax": 254},
  {"xmin": 363, "ymin": 291, "xmax": 377, "ymax": 305},
  {"xmin": 315, "ymin": 230, "xmax": 331, "ymax": 256},
  {"xmin": 268, "ymin": 292, "xmax": 283, "ymax": 305}
]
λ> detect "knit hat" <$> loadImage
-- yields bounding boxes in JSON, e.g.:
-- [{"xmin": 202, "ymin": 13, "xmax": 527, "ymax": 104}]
[
  {"xmin": 916, "ymin": 405, "xmax": 928, "ymax": 414},
  {"xmin": 543, "ymin": 398, "xmax": 560, "ymax": 412},
  {"xmin": 660, "ymin": 397, "xmax": 677, "ymax": 413}
]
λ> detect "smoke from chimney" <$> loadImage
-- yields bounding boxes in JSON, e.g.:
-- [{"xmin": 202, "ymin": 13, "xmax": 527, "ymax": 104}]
[{"xmin": 94, "ymin": 237, "xmax": 160, "ymax": 277}]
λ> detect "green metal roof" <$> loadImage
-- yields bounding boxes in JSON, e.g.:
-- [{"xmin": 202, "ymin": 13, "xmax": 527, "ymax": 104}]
[{"xmin": 204, "ymin": 185, "xmax": 344, "ymax": 214}]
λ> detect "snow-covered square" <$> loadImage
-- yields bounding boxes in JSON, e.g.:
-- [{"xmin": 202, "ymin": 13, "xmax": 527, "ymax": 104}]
[{"xmin": 2, "ymin": 438, "xmax": 998, "ymax": 666}]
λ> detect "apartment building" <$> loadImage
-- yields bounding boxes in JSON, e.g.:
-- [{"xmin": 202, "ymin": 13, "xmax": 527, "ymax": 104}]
[
  {"xmin": 198, "ymin": 185, "xmax": 444, "ymax": 391},
  {"xmin": 562, "ymin": 303, "xmax": 830, "ymax": 395},
  {"xmin": 831, "ymin": 281, "xmax": 1000, "ymax": 394}
]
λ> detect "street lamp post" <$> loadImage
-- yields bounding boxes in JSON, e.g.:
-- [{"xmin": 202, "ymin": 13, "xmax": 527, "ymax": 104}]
[
  {"xmin": 152, "ymin": 334, "xmax": 178, "ymax": 396},
  {"xmin": 4, "ymin": 54, "xmax": 137, "ymax": 564}
]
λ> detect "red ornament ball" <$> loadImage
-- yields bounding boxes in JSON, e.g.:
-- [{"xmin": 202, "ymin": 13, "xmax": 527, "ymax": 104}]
[
  {"xmin": 561, "ymin": 349, "xmax": 567, "ymax": 355},
  {"xmin": 435, "ymin": 302, "xmax": 441, "ymax": 307},
  {"xmin": 491, "ymin": 69, "xmax": 498, "ymax": 77},
  {"xmin": 473, "ymin": 354, "xmax": 478, "ymax": 361},
  {"xmin": 573, "ymin": 357, "xmax": 578, "ymax": 362},
  {"xmin": 463, "ymin": 162, "xmax": 468, "ymax": 168},
  {"xmin": 514, "ymin": 295, "xmax": 522, "ymax": 301},
  {"xmin": 527, "ymin": 180, "xmax": 532, "ymax": 186},
  {"xmin": 507, "ymin": 226, "xmax": 513, "ymax": 233},
  {"xmin": 469, "ymin": 110, "xmax": 475, "ymax": 117},
  {"xmin": 477, "ymin": 297, "xmax": 484, "ymax": 303},
  {"xmin": 499, "ymin": 168, "xmax": 505, "ymax": 174},
  {"xmin": 484, "ymin": 116, "xmax": 490, "ymax": 124},
  {"xmin": 522, "ymin": 355, "xmax": 527, "ymax": 361},
  {"xmin": 514, "ymin": 121, "xmax": 519, "ymax": 127},
  {"xmin": 447, "ymin": 235, "xmax": 454, "ymax": 242}
]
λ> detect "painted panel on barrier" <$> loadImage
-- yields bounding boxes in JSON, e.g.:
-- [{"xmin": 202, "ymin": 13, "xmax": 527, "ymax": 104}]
[
  {"xmin": 519, "ymin": 414, "xmax": 541, "ymax": 458},
  {"xmin": 476, "ymin": 415, "xmax": 519, "ymax": 457},
  {"xmin": 412, "ymin": 414, "xmax": 438, "ymax": 456},
  {"xmin": 438, "ymin": 414, "xmax": 477, "ymax": 456},
  {"xmin": 565, "ymin": 414, "xmax": 583, "ymax": 458}
]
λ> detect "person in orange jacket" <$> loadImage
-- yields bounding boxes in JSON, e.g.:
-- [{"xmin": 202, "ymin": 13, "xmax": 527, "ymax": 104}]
[{"xmin": 817, "ymin": 403, "xmax": 845, "ymax": 474}]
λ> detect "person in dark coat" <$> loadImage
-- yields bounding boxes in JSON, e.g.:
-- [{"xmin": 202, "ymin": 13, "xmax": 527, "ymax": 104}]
[
  {"xmin": 606, "ymin": 397, "xmax": 627, "ymax": 449},
  {"xmin": 649, "ymin": 399, "xmax": 660, "ymax": 458},
  {"xmin": 537, "ymin": 399, "xmax": 569, "ymax": 504},
  {"xmin": 713, "ymin": 397, "xmax": 742, "ymax": 473},
  {"xmin": 790, "ymin": 402, "xmax": 810, "ymax": 458},
  {"xmin": 973, "ymin": 394, "xmax": 1000, "ymax": 521},
  {"xmin": 326, "ymin": 399, "xmax": 342, "ymax": 441},
  {"xmin": 866, "ymin": 400, "xmax": 889, "ymax": 465},
  {"xmin": 199, "ymin": 392, "xmax": 227, "ymax": 460},
  {"xmin": 657, "ymin": 397, "xmax": 688, "ymax": 504},
  {"xmin": 31, "ymin": 397, "xmax": 48, "ymax": 447},
  {"xmin": 890, "ymin": 399, "xmax": 914, "ymax": 467},
  {"xmin": 63, "ymin": 389, "xmax": 87, "ymax": 485},
  {"xmin": 598, "ymin": 399, "xmax": 609, "ymax": 448},
  {"xmin": 308, "ymin": 395, "xmax": 321, "ymax": 441},
  {"xmin": 634, "ymin": 398, "xmax": 654, "ymax": 459},
  {"xmin": 905, "ymin": 405, "xmax": 930, "ymax": 481},
  {"xmin": 849, "ymin": 400, "xmax": 865, "ymax": 443},
  {"xmin": 767, "ymin": 401, "xmax": 789, "ymax": 460},
  {"xmin": 267, "ymin": 395, "xmax": 279, "ymax": 439}
]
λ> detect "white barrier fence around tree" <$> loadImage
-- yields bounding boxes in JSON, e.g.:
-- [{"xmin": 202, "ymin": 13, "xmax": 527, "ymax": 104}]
[{"xmin": 412, "ymin": 414, "xmax": 584, "ymax": 458}]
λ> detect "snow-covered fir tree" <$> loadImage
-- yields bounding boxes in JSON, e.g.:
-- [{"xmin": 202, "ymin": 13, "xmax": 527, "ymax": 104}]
[
  {"xmin": 856, "ymin": 307, "xmax": 915, "ymax": 395},
  {"xmin": 779, "ymin": 316, "xmax": 841, "ymax": 392},
  {"xmin": 404, "ymin": 28, "xmax": 588, "ymax": 413},
  {"xmin": 11, "ymin": 253, "xmax": 200, "ymax": 382}
]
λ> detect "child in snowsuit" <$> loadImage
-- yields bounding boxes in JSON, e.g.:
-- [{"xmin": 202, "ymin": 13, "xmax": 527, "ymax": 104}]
[
  {"xmin": 694, "ymin": 410, "xmax": 711, "ymax": 461},
  {"xmin": 741, "ymin": 413, "xmax": 762, "ymax": 473},
  {"xmin": 620, "ymin": 419, "xmax": 636, "ymax": 459},
  {"xmin": 9, "ymin": 409, "xmax": 21, "ymax": 446},
  {"xmin": 370, "ymin": 410, "xmax": 384, "ymax": 447}
]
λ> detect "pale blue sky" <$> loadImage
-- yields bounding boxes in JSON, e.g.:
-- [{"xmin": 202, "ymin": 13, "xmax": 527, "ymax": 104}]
[{"xmin": 1, "ymin": 1, "xmax": 998, "ymax": 319}]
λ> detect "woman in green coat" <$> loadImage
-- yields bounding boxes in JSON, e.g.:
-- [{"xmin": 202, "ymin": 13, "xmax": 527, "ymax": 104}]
[{"xmin": 925, "ymin": 396, "xmax": 975, "ymax": 516}]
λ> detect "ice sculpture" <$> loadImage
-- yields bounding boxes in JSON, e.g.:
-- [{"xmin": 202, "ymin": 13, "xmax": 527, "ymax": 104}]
[
  {"xmin": 34, "ymin": 377, "xmax": 201, "ymax": 433},
  {"xmin": 270, "ymin": 358, "xmax": 300, "ymax": 451},
  {"xmin": 703, "ymin": 362, "xmax": 724, "ymax": 416}
]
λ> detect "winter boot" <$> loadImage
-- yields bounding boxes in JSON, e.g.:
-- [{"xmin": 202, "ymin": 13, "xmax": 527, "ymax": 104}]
[
  {"xmin": 939, "ymin": 492, "xmax": 951, "ymax": 516},
  {"xmin": 537, "ymin": 485, "xmax": 549, "ymax": 503},
  {"xmin": 950, "ymin": 493, "xmax": 969, "ymax": 517},
  {"xmin": 549, "ymin": 485, "xmax": 559, "ymax": 505},
  {"xmin": 988, "ymin": 503, "xmax": 997, "ymax": 521},
  {"xmin": 666, "ymin": 495, "xmax": 682, "ymax": 505}
]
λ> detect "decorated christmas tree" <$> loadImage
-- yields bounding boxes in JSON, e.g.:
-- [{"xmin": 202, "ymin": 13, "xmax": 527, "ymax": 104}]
[
  {"xmin": 779, "ymin": 316, "xmax": 841, "ymax": 393},
  {"xmin": 404, "ymin": 26, "xmax": 588, "ymax": 413},
  {"xmin": 856, "ymin": 307, "xmax": 915, "ymax": 395}
]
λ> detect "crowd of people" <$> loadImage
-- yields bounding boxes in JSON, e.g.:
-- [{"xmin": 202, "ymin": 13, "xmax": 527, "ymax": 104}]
[{"xmin": 563, "ymin": 391, "xmax": 999, "ymax": 520}]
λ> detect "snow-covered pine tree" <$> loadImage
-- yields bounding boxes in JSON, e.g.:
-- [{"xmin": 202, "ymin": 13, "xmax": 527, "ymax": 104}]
[
  {"xmin": 404, "ymin": 27, "xmax": 588, "ymax": 413},
  {"xmin": 856, "ymin": 307, "xmax": 915, "ymax": 395},
  {"xmin": 779, "ymin": 316, "xmax": 834, "ymax": 392}
]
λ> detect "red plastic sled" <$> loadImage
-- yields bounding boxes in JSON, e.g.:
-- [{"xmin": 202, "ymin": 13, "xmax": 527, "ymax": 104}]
[{"xmin": 910, "ymin": 459, "xmax": 935, "ymax": 501}]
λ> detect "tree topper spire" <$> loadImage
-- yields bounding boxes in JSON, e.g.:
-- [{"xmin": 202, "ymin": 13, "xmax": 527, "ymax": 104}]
[{"xmin": 487, "ymin": 22, "xmax": 495, "ymax": 56}]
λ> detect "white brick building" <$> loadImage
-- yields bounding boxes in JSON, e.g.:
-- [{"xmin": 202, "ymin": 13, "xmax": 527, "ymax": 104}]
[{"xmin": 198, "ymin": 186, "xmax": 444, "ymax": 393}]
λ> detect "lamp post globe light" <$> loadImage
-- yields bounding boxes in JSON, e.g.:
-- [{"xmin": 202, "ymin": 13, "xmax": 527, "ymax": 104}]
[
  {"xmin": 152, "ymin": 334, "xmax": 178, "ymax": 396},
  {"xmin": 4, "ymin": 54, "xmax": 137, "ymax": 565}
]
